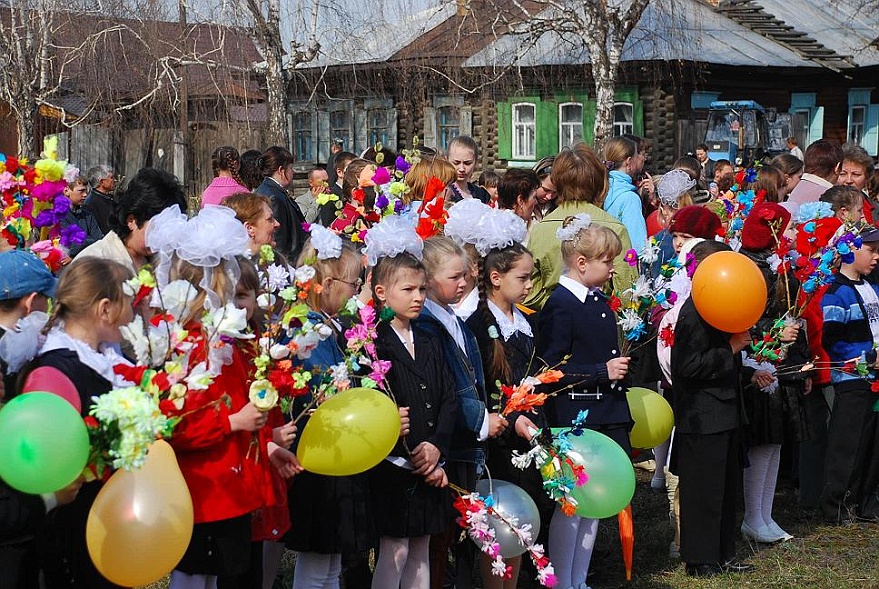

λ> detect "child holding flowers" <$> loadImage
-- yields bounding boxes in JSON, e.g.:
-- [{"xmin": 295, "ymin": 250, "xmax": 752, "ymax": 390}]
[
  {"xmin": 535, "ymin": 214, "xmax": 632, "ymax": 589},
  {"xmin": 364, "ymin": 216, "xmax": 458, "ymax": 589},
  {"xmin": 286, "ymin": 227, "xmax": 381, "ymax": 589},
  {"xmin": 22, "ymin": 256, "xmax": 133, "ymax": 589}
]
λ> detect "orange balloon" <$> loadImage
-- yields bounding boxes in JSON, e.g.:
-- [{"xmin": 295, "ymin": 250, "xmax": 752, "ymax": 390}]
[
  {"xmin": 86, "ymin": 440, "xmax": 193, "ymax": 587},
  {"xmin": 691, "ymin": 250, "xmax": 767, "ymax": 333}
]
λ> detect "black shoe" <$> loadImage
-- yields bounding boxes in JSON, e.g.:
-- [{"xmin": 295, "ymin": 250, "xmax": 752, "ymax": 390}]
[
  {"xmin": 685, "ymin": 563, "xmax": 723, "ymax": 577},
  {"xmin": 722, "ymin": 559, "xmax": 754, "ymax": 574}
]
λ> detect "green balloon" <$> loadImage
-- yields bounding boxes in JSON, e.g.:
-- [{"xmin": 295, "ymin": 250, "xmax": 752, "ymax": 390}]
[
  {"xmin": 0, "ymin": 392, "xmax": 90, "ymax": 494},
  {"xmin": 559, "ymin": 429, "xmax": 636, "ymax": 519}
]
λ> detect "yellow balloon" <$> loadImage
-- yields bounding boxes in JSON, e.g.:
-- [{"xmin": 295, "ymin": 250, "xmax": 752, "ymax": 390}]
[
  {"xmin": 298, "ymin": 387, "xmax": 401, "ymax": 476},
  {"xmin": 627, "ymin": 387, "xmax": 674, "ymax": 449},
  {"xmin": 87, "ymin": 440, "xmax": 194, "ymax": 586}
]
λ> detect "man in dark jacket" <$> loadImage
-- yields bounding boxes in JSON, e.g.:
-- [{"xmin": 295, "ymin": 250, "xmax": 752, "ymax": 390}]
[{"xmin": 82, "ymin": 165, "xmax": 117, "ymax": 234}]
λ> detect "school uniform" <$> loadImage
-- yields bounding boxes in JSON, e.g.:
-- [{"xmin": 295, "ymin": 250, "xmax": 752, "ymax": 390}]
[
  {"xmin": 536, "ymin": 276, "xmax": 633, "ymax": 452},
  {"xmin": 670, "ymin": 298, "xmax": 751, "ymax": 568},
  {"xmin": 369, "ymin": 321, "xmax": 458, "ymax": 538}
]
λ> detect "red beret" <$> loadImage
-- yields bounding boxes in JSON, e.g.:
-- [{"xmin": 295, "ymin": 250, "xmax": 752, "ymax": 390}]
[
  {"xmin": 741, "ymin": 202, "xmax": 791, "ymax": 252},
  {"xmin": 668, "ymin": 205, "xmax": 723, "ymax": 239}
]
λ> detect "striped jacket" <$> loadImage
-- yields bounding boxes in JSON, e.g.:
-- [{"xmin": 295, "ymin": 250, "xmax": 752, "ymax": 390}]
[{"xmin": 821, "ymin": 273, "xmax": 879, "ymax": 384}]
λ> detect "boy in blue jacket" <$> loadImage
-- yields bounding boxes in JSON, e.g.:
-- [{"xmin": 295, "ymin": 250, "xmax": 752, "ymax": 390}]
[{"xmin": 821, "ymin": 227, "xmax": 879, "ymax": 523}]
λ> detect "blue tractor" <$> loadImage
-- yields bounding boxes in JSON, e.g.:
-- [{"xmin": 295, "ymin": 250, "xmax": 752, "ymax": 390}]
[{"xmin": 704, "ymin": 100, "xmax": 798, "ymax": 165}]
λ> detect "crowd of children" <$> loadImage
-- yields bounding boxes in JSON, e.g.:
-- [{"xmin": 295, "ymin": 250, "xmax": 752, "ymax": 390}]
[{"xmin": 1, "ymin": 135, "xmax": 878, "ymax": 589}]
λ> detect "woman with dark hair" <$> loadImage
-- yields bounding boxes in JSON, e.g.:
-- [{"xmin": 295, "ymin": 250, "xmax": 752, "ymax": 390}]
[
  {"xmin": 255, "ymin": 146, "xmax": 307, "ymax": 262},
  {"xmin": 524, "ymin": 142, "xmax": 637, "ymax": 309},
  {"xmin": 201, "ymin": 146, "xmax": 248, "ymax": 208},
  {"xmin": 532, "ymin": 156, "xmax": 556, "ymax": 221},
  {"xmin": 496, "ymin": 168, "xmax": 539, "ymax": 243},
  {"xmin": 770, "ymin": 153, "xmax": 804, "ymax": 201},
  {"xmin": 77, "ymin": 168, "xmax": 188, "ymax": 272},
  {"xmin": 238, "ymin": 149, "xmax": 264, "ymax": 191}
]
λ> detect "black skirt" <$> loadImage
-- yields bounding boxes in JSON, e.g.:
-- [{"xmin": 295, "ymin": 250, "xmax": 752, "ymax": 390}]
[
  {"xmin": 285, "ymin": 471, "xmax": 375, "ymax": 555},
  {"xmin": 176, "ymin": 515, "xmax": 251, "ymax": 576},
  {"xmin": 368, "ymin": 460, "xmax": 453, "ymax": 538},
  {"xmin": 744, "ymin": 380, "xmax": 812, "ymax": 446}
]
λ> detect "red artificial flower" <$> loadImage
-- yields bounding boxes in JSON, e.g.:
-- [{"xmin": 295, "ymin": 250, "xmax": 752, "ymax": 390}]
[
  {"xmin": 133, "ymin": 284, "xmax": 153, "ymax": 307},
  {"xmin": 114, "ymin": 364, "xmax": 148, "ymax": 385},
  {"xmin": 871, "ymin": 381, "xmax": 879, "ymax": 393},
  {"xmin": 735, "ymin": 169, "xmax": 745, "ymax": 185},
  {"xmin": 352, "ymin": 187, "xmax": 366, "ymax": 204},
  {"xmin": 159, "ymin": 399, "xmax": 179, "ymax": 415},
  {"xmin": 608, "ymin": 295, "xmax": 622, "ymax": 313},
  {"xmin": 422, "ymin": 177, "xmax": 447, "ymax": 204},
  {"xmin": 500, "ymin": 384, "xmax": 516, "ymax": 398},
  {"xmin": 536, "ymin": 369, "xmax": 564, "ymax": 384},
  {"xmin": 5, "ymin": 157, "xmax": 19, "ymax": 172},
  {"xmin": 795, "ymin": 217, "xmax": 842, "ymax": 257},
  {"xmin": 83, "ymin": 416, "xmax": 99, "ymax": 429},
  {"xmin": 150, "ymin": 312, "xmax": 176, "ymax": 327},
  {"xmin": 659, "ymin": 325, "xmax": 675, "ymax": 347}
]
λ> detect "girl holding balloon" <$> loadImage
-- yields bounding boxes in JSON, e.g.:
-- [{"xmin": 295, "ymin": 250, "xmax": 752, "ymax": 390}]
[
  {"xmin": 364, "ymin": 216, "xmax": 458, "ymax": 589},
  {"xmin": 22, "ymin": 256, "xmax": 134, "ymax": 589},
  {"xmin": 535, "ymin": 213, "xmax": 632, "ymax": 589},
  {"xmin": 286, "ymin": 226, "xmax": 379, "ymax": 589}
]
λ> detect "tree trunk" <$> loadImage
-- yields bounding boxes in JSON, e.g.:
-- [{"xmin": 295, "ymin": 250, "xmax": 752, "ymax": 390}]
[
  {"xmin": 15, "ymin": 103, "xmax": 36, "ymax": 156},
  {"xmin": 264, "ymin": 47, "xmax": 287, "ymax": 147},
  {"xmin": 593, "ymin": 71, "xmax": 616, "ymax": 151}
]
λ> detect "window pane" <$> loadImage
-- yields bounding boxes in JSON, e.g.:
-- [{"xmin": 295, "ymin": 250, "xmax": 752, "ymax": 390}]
[
  {"xmin": 437, "ymin": 105, "xmax": 460, "ymax": 150},
  {"xmin": 293, "ymin": 112, "xmax": 313, "ymax": 161},
  {"xmin": 515, "ymin": 104, "xmax": 535, "ymax": 123},
  {"xmin": 852, "ymin": 106, "xmax": 866, "ymax": 124},
  {"xmin": 561, "ymin": 104, "xmax": 582, "ymax": 123},
  {"xmin": 330, "ymin": 110, "xmax": 350, "ymax": 150}
]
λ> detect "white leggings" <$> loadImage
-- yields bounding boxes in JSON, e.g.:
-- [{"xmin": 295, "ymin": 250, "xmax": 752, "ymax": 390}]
[
  {"xmin": 548, "ymin": 507, "xmax": 598, "ymax": 588},
  {"xmin": 169, "ymin": 571, "xmax": 217, "ymax": 589},
  {"xmin": 370, "ymin": 535, "xmax": 430, "ymax": 589},
  {"xmin": 292, "ymin": 552, "xmax": 342, "ymax": 589}
]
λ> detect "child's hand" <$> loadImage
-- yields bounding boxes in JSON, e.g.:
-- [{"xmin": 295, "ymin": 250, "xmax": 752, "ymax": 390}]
[
  {"xmin": 272, "ymin": 422, "xmax": 297, "ymax": 448},
  {"xmin": 398, "ymin": 406, "xmax": 411, "ymax": 438},
  {"xmin": 751, "ymin": 370, "xmax": 776, "ymax": 389},
  {"xmin": 424, "ymin": 466, "xmax": 448, "ymax": 488},
  {"xmin": 487, "ymin": 413, "xmax": 508, "ymax": 438},
  {"xmin": 729, "ymin": 331, "xmax": 751, "ymax": 353},
  {"xmin": 229, "ymin": 403, "xmax": 268, "ymax": 432},
  {"xmin": 780, "ymin": 323, "xmax": 800, "ymax": 343},
  {"xmin": 514, "ymin": 415, "xmax": 539, "ymax": 441},
  {"xmin": 606, "ymin": 357, "xmax": 630, "ymax": 381},
  {"xmin": 268, "ymin": 442, "xmax": 304, "ymax": 478},
  {"xmin": 411, "ymin": 441, "xmax": 441, "ymax": 475}
]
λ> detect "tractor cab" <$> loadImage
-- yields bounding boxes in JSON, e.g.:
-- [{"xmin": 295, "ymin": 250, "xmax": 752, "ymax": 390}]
[{"xmin": 705, "ymin": 100, "xmax": 769, "ymax": 165}]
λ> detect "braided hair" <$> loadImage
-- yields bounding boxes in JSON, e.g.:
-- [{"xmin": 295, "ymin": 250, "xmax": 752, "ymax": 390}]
[
  {"xmin": 211, "ymin": 145, "xmax": 245, "ymax": 188},
  {"xmin": 475, "ymin": 243, "xmax": 532, "ymax": 384}
]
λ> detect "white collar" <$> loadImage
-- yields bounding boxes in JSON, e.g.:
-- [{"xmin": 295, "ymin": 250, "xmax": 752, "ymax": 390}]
[
  {"xmin": 558, "ymin": 275, "xmax": 602, "ymax": 303},
  {"xmin": 453, "ymin": 288, "xmax": 479, "ymax": 320},
  {"xmin": 487, "ymin": 300, "xmax": 532, "ymax": 341},
  {"xmin": 424, "ymin": 298, "xmax": 466, "ymax": 352},
  {"xmin": 40, "ymin": 326, "xmax": 130, "ymax": 386}
]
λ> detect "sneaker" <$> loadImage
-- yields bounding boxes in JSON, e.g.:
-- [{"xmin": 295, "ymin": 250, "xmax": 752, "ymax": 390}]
[{"xmin": 766, "ymin": 521, "xmax": 794, "ymax": 541}]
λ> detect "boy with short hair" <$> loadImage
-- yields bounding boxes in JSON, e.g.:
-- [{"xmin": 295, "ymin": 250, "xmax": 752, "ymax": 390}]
[
  {"xmin": 821, "ymin": 227, "xmax": 879, "ymax": 522},
  {"xmin": 62, "ymin": 175, "xmax": 104, "ymax": 258}
]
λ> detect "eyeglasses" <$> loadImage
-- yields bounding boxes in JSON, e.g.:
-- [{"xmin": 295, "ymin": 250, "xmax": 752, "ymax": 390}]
[{"xmin": 333, "ymin": 277, "xmax": 363, "ymax": 289}]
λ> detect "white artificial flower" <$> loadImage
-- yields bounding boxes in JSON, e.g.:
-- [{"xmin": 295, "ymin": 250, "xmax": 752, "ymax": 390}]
[
  {"xmin": 120, "ymin": 316, "xmax": 151, "ymax": 365},
  {"xmin": 249, "ymin": 379, "xmax": 279, "ymax": 411},
  {"xmin": 293, "ymin": 330, "xmax": 321, "ymax": 359},
  {"xmin": 316, "ymin": 323, "xmax": 333, "ymax": 339},
  {"xmin": 617, "ymin": 308, "xmax": 642, "ymax": 332},
  {"xmin": 257, "ymin": 293, "xmax": 276, "ymax": 310},
  {"xmin": 294, "ymin": 265, "xmax": 316, "ymax": 283},
  {"xmin": 204, "ymin": 303, "xmax": 252, "ymax": 339},
  {"xmin": 639, "ymin": 239, "xmax": 660, "ymax": 264},
  {"xmin": 269, "ymin": 343, "xmax": 290, "ymax": 360},
  {"xmin": 767, "ymin": 253, "xmax": 782, "ymax": 272},
  {"xmin": 152, "ymin": 280, "xmax": 198, "ymax": 319},
  {"xmin": 266, "ymin": 264, "xmax": 291, "ymax": 292},
  {"xmin": 628, "ymin": 275, "xmax": 652, "ymax": 300},
  {"xmin": 185, "ymin": 361, "xmax": 214, "ymax": 390},
  {"xmin": 669, "ymin": 272, "xmax": 692, "ymax": 299}
]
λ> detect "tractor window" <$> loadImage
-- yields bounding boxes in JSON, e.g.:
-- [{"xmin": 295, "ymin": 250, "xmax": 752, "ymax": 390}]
[
  {"xmin": 742, "ymin": 110, "xmax": 758, "ymax": 147},
  {"xmin": 706, "ymin": 111, "xmax": 738, "ymax": 145}
]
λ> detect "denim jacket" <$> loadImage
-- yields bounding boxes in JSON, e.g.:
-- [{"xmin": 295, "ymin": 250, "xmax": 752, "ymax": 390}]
[{"xmin": 415, "ymin": 306, "xmax": 488, "ymax": 464}]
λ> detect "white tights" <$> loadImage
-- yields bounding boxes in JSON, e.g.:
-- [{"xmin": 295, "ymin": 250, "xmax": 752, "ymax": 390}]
[
  {"xmin": 370, "ymin": 535, "xmax": 430, "ymax": 589},
  {"xmin": 548, "ymin": 507, "xmax": 598, "ymax": 588},
  {"xmin": 169, "ymin": 571, "xmax": 217, "ymax": 589},
  {"xmin": 743, "ymin": 443, "xmax": 782, "ymax": 530},
  {"xmin": 292, "ymin": 552, "xmax": 342, "ymax": 589}
]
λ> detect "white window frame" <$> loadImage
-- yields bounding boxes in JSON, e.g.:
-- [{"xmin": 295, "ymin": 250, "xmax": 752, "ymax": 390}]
[
  {"xmin": 849, "ymin": 104, "xmax": 867, "ymax": 146},
  {"xmin": 559, "ymin": 102, "xmax": 583, "ymax": 150},
  {"xmin": 512, "ymin": 102, "xmax": 536, "ymax": 160},
  {"xmin": 613, "ymin": 102, "xmax": 634, "ymax": 137}
]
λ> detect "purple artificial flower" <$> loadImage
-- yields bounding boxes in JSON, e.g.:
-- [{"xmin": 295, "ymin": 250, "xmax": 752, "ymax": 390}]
[
  {"xmin": 52, "ymin": 195, "xmax": 71, "ymax": 216},
  {"xmin": 372, "ymin": 167, "xmax": 391, "ymax": 185},
  {"xmin": 32, "ymin": 209, "xmax": 56, "ymax": 228},
  {"xmin": 395, "ymin": 156, "xmax": 411, "ymax": 175},
  {"xmin": 60, "ymin": 223, "xmax": 87, "ymax": 247},
  {"xmin": 375, "ymin": 194, "xmax": 389, "ymax": 210},
  {"xmin": 394, "ymin": 199, "xmax": 405, "ymax": 214}
]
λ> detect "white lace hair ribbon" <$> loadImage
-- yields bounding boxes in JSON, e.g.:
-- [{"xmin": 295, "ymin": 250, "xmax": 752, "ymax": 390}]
[
  {"xmin": 555, "ymin": 213, "xmax": 592, "ymax": 242},
  {"xmin": 309, "ymin": 224, "xmax": 343, "ymax": 260},
  {"xmin": 145, "ymin": 205, "xmax": 188, "ymax": 288},
  {"xmin": 445, "ymin": 200, "xmax": 527, "ymax": 255},
  {"xmin": 363, "ymin": 214, "xmax": 423, "ymax": 267},
  {"xmin": 657, "ymin": 169, "xmax": 696, "ymax": 207}
]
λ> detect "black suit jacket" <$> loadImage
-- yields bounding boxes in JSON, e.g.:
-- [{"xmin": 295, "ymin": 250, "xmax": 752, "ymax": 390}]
[
  {"xmin": 671, "ymin": 298, "xmax": 752, "ymax": 435},
  {"xmin": 256, "ymin": 178, "xmax": 307, "ymax": 262}
]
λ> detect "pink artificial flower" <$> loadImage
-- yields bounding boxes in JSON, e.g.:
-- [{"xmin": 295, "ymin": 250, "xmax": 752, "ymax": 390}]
[
  {"xmin": 624, "ymin": 249, "xmax": 638, "ymax": 267},
  {"xmin": 368, "ymin": 359, "xmax": 392, "ymax": 384}
]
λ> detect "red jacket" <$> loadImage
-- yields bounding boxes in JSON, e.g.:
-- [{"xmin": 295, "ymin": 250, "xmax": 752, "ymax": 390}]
[
  {"xmin": 800, "ymin": 285, "xmax": 831, "ymax": 386},
  {"xmin": 165, "ymin": 334, "xmax": 262, "ymax": 523}
]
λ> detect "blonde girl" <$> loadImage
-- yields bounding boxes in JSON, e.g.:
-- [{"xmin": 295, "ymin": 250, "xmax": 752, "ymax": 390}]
[
  {"xmin": 535, "ymin": 216, "xmax": 631, "ymax": 589},
  {"xmin": 27, "ymin": 256, "xmax": 133, "ymax": 589}
]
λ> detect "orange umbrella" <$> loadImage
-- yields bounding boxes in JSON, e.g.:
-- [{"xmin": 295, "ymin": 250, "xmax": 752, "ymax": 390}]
[{"xmin": 618, "ymin": 504, "xmax": 634, "ymax": 581}]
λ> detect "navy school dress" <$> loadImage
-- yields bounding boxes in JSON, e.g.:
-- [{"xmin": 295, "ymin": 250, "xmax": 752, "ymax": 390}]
[
  {"xmin": 368, "ymin": 321, "xmax": 458, "ymax": 538},
  {"xmin": 285, "ymin": 313, "xmax": 375, "ymax": 557},
  {"xmin": 535, "ymin": 279, "xmax": 633, "ymax": 455}
]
